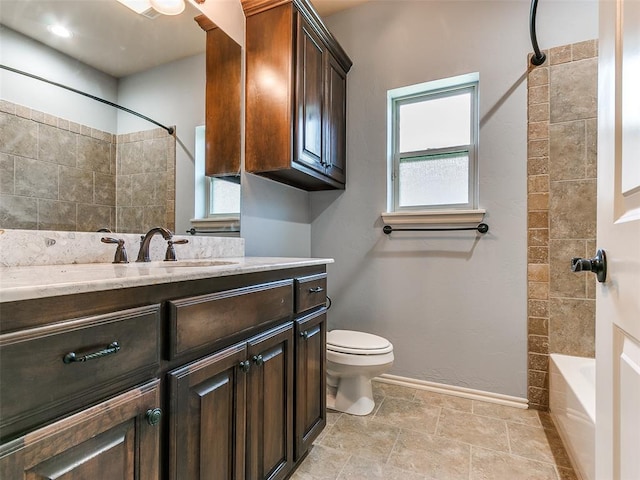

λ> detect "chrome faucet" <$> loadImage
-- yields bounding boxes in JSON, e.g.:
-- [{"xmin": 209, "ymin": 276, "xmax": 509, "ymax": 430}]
[{"xmin": 136, "ymin": 227, "xmax": 173, "ymax": 262}]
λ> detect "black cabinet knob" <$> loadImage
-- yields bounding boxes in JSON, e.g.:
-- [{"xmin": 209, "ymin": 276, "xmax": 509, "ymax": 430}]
[{"xmin": 145, "ymin": 408, "xmax": 162, "ymax": 426}]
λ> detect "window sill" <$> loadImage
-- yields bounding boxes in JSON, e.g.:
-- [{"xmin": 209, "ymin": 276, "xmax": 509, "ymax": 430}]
[
  {"xmin": 381, "ymin": 209, "xmax": 486, "ymax": 226},
  {"xmin": 189, "ymin": 216, "xmax": 240, "ymax": 235}
]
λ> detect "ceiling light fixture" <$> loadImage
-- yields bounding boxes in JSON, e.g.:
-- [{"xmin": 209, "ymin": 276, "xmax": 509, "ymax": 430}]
[
  {"xmin": 149, "ymin": 0, "xmax": 185, "ymax": 15},
  {"xmin": 47, "ymin": 24, "xmax": 73, "ymax": 38}
]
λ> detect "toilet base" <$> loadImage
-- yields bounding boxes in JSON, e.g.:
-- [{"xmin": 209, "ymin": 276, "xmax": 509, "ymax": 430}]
[{"xmin": 327, "ymin": 375, "xmax": 375, "ymax": 416}]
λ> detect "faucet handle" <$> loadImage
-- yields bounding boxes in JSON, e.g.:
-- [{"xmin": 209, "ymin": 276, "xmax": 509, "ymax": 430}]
[
  {"xmin": 101, "ymin": 237, "xmax": 129, "ymax": 264},
  {"xmin": 165, "ymin": 239, "xmax": 189, "ymax": 261}
]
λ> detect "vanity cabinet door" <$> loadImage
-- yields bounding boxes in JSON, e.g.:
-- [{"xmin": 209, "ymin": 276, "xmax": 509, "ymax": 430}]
[
  {"xmin": 246, "ymin": 322, "xmax": 294, "ymax": 480},
  {"xmin": 294, "ymin": 309, "xmax": 326, "ymax": 459},
  {"xmin": 0, "ymin": 380, "xmax": 161, "ymax": 480},
  {"xmin": 168, "ymin": 342, "xmax": 247, "ymax": 480}
]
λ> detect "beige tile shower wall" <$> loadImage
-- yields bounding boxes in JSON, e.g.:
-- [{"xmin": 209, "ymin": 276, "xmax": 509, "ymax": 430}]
[
  {"xmin": 0, "ymin": 101, "xmax": 116, "ymax": 231},
  {"xmin": 115, "ymin": 128, "xmax": 175, "ymax": 234},
  {"xmin": 526, "ymin": 40, "xmax": 598, "ymax": 410}
]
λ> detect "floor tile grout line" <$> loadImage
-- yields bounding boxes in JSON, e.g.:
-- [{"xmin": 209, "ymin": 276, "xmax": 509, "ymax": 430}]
[
  {"xmin": 383, "ymin": 424, "xmax": 403, "ymax": 466},
  {"xmin": 553, "ymin": 464, "xmax": 563, "ymax": 480},
  {"xmin": 333, "ymin": 453, "xmax": 353, "ymax": 480},
  {"xmin": 471, "ymin": 441, "xmax": 569, "ymax": 470},
  {"xmin": 505, "ymin": 419, "xmax": 513, "ymax": 454},
  {"xmin": 432, "ymin": 405, "xmax": 443, "ymax": 437},
  {"xmin": 447, "ymin": 402, "xmax": 547, "ymax": 429}
]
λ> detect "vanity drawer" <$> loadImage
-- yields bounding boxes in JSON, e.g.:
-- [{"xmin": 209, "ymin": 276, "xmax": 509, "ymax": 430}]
[
  {"xmin": 0, "ymin": 304, "xmax": 160, "ymax": 441},
  {"xmin": 295, "ymin": 274, "xmax": 327, "ymax": 313},
  {"xmin": 168, "ymin": 279, "xmax": 294, "ymax": 359}
]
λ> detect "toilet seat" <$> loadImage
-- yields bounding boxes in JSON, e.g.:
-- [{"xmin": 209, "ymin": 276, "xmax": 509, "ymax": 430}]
[{"xmin": 327, "ymin": 330, "xmax": 393, "ymax": 355}]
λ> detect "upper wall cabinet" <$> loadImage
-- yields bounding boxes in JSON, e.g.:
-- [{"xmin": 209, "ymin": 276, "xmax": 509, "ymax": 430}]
[
  {"xmin": 243, "ymin": 0, "xmax": 352, "ymax": 191},
  {"xmin": 196, "ymin": 15, "xmax": 242, "ymax": 178}
]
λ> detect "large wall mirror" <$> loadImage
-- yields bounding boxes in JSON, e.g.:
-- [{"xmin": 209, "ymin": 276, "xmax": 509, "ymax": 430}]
[{"xmin": 0, "ymin": 0, "xmax": 242, "ymax": 236}]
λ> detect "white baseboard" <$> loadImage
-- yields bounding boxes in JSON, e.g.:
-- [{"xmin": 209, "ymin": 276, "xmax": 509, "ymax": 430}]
[{"xmin": 375, "ymin": 373, "xmax": 529, "ymax": 409}]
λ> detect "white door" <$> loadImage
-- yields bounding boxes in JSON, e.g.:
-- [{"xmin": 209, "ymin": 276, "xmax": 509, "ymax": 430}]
[{"xmin": 596, "ymin": 0, "xmax": 640, "ymax": 479}]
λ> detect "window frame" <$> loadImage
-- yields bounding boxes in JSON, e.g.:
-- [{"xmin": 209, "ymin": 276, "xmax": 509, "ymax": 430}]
[
  {"xmin": 191, "ymin": 125, "xmax": 240, "ymax": 235},
  {"xmin": 387, "ymin": 73, "xmax": 480, "ymax": 213}
]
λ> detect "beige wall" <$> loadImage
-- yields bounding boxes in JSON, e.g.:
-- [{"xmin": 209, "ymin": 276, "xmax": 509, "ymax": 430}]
[{"xmin": 527, "ymin": 40, "xmax": 598, "ymax": 409}]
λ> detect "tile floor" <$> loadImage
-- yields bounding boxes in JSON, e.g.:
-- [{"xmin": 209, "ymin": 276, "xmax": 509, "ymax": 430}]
[{"xmin": 291, "ymin": 381, "xmax": 576, "ymax": 480}]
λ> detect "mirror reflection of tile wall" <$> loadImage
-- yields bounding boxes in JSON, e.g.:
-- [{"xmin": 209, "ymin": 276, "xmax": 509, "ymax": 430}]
[
  {"xmin": 0, "ymin": 100, "xmax": 175, "ymax": 233},
  {"xmin": 116, "ymin": 128, "xmax": 175, "ymax": 234}
]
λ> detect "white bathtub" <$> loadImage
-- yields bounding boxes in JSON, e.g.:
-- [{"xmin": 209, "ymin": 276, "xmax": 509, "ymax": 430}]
[{"xmin": 549, "ymin": 354, "xmax": 595, "ymax": 480}]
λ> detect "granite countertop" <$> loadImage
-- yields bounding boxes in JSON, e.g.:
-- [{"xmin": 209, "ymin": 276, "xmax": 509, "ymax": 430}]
[{"xmin": 0, "ymin": 257, "xmax": 333, "ymax": 303}]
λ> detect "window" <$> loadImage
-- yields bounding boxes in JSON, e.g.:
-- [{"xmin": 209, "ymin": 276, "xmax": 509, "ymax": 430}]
[
  {"xmin": 207, "ymin": 177, "xmax": 241, "ymax": 216},
  {"xmin": 387, "ymin": 73, "xmax": 479, "ymax": 214},
  {"xmin": 193, "ymin": 125, "xmax": 240, "ymax": 234},
  {"xmin": 194, "ymin": 125, "xmax": 240, "ymax": 218}
]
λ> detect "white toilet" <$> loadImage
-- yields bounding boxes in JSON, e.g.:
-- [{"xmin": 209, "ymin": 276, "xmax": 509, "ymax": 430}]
[{"xmin": 326, "ymin": 330, "xmax": 394, "ymax": 416}]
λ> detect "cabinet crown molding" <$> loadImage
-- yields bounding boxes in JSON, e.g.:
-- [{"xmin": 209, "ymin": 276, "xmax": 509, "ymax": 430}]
[{"xmin": 241, "ymin": 0, "xmax": 352, "ymax": 71}]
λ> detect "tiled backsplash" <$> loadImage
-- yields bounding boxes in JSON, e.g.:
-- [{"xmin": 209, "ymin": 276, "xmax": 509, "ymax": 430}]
[
  {"xmin": 526, "ymin": 40, "xmax": 598, "ymax": 410},
  {"xmin": 0, "ymin": 100, "xmax": 175, "ymax": 233}
]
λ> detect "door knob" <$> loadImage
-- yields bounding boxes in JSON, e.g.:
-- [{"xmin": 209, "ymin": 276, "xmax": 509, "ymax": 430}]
[{"xmin": 571, "ymin": 249, "xmax": 607, "ymax": 283}]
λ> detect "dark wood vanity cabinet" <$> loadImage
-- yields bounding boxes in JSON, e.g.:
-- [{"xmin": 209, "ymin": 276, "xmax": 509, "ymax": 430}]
[
  {"xmin": 168, "ymin": 322, "xmax": 294, "ymax": 480},
  {"xmin": 0, "ymin": 265, "xmax": 328, "ymax": 480},
  {"xmin": 244, "ymin": 0, "xmax": 352, "ymax": 191}
]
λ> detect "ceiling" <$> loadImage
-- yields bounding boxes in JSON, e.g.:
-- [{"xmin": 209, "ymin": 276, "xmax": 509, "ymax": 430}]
[{"xmin": 0, "ymin": 0, "xmax": 367, "ymax": 78}]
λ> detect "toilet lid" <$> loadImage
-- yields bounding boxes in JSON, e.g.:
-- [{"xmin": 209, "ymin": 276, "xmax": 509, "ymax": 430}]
[{"xmin": 327, "ymin": 330, "xmax": 393, "ymax": 355}]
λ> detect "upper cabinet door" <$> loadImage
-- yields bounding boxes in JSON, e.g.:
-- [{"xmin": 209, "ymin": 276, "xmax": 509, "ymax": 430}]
[
  {"xmin": 324, "ymin": 53, "xmax": 348, "ymax": 185},
  {"xmin": 295, "ymin": 16, "xmax": 325, "ymax": 175}
]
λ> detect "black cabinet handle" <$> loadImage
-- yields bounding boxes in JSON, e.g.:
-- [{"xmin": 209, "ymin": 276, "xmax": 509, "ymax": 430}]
[
  {"xmin": 239, "ymin": 360, "xmax": 251, "ymax": 373},
  {"xmin": 308, "ymin": 287, "xmax": 324, "ymax": 293},
  {"xmin": 253, "ymin": 354, "xmax": 264, "ymax": 366},
  {"xmin": 145, "ymin": 408, "xmax": 162, "ymax": 426},
  {"xmin": 63, "ymin": 341, "xmax": 120, "ymax": 364},
  {"xmin": 571, "ymin": 249, "xmax": 607, "ymax": 283}
]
